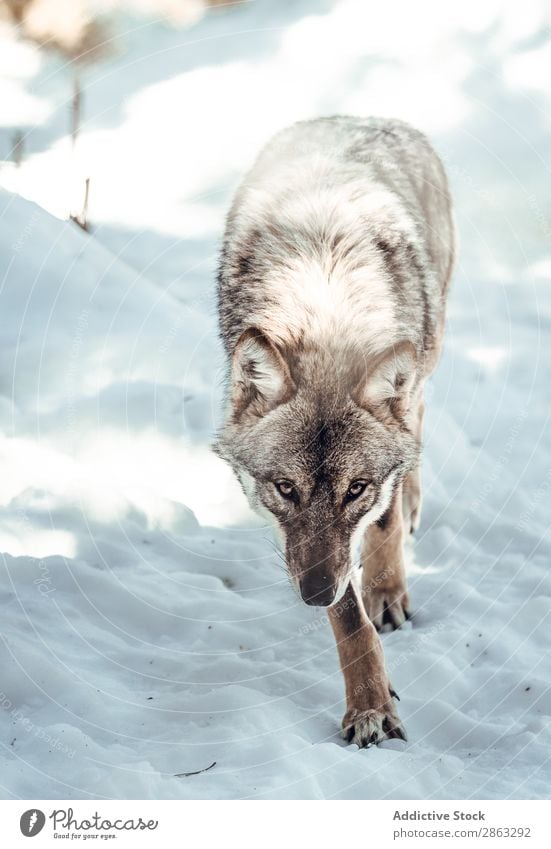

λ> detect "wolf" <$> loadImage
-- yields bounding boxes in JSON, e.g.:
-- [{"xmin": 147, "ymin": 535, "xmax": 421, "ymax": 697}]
[{"xmin": 215, "ymin": 116, "xmax": 455, "ymax": 746}]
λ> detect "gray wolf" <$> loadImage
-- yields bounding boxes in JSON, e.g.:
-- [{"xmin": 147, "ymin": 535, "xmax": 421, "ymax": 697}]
[{"xmin": 215, "ymin": 116, "xmax": 455, "ymax": 746}]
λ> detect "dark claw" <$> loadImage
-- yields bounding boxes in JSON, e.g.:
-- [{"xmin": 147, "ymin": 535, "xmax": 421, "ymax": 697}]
[
  {"xmin": 394, "ymin": 725, "xmax": 407, "ymax": 741},
  {"xmin": 390, "ymin": 725, "xmax": 407, "ymax": 741},
  {"xmin": 382, "ymin": 604, "xmax": 410, "ymax": 631},
  {"xmin": 382, "ymin": 605, "xmax": 394, "ymax": 628},
  {"xmin": 390, "ymin": 687, "xmax": 400, "ymax": 701},
  {"xmin": 383, "ymin": 716, "xmax": 408, "ymax": 742},
  {"xmin": 345, "ymin": 725, "xmax": 354, "ymax": 743}
]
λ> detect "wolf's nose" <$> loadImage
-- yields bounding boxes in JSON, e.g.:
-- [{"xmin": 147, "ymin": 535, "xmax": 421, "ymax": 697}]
[{"xmin": 299, "ymin": 574, "xmax": 337, "ymax": 607}]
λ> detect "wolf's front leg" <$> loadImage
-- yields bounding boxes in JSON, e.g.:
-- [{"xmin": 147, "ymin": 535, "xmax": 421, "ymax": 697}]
[
  {"xmin": 361, "ymin": 482, "xmax": 411, "ymax": 630},
  {"xmin": 328, "ymin": 581, "xmax": 405, "ymax": 747},
  {"xmin": 403, "ymin": 467, "xmax": 422, "ymax": 534},
  {"xmin": 403, "ymin": 397, "xmax": 424, "ymax": 534}
]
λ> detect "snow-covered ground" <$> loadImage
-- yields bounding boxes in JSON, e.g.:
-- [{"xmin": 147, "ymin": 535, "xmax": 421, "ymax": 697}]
[{"xmin": 1, "ymin": 0, "xmax": 551, "ymax": 799}]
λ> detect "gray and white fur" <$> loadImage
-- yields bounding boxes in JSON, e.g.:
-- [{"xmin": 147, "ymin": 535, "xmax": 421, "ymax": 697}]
[{"xmin": 215, "ymin": 116, "xmax": 455, "ymax": 746}]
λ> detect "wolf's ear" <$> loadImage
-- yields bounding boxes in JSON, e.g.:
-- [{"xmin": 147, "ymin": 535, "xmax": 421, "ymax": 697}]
[
  {"xmin": 353, "ymin": 341, "xmax": 417, "ymax": 419},
  {"xmin": 230, "ymin": 328, "xmax": 295, "ymax": 420}
]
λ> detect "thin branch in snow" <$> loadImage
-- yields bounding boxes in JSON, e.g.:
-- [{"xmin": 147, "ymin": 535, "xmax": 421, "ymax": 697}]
[
  {"xmin": 174, "ymin": 761, "xmax": 216, "ymax": 778},
  {"xmin": 70, "ymin": 176, "xmax": 90, "ymax": 231}
]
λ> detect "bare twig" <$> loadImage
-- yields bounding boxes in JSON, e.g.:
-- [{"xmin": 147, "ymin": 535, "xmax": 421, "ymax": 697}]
[
  {"xmin": 70, "ymin": 176, "xmax": 91, "ymax": 232},
  {"xmin": 12, "ymin": 130, "xmax": 24, "ymax": 167},
  {"xmin": 174, "ymin": 761, "xmax": 216, "ymax": 778},
  {"xmin": 72, "ymin": 72, "xmax": 81, "ymax": 149}
]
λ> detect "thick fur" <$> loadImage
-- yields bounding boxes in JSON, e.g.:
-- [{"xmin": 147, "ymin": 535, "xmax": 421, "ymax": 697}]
[{"xmin": 215, "ymin": 116, "xmax": 455, "ymax": 745}]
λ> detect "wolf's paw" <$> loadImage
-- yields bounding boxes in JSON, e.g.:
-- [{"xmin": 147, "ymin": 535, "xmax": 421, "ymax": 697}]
[
  {"xmin": 363, "ymin": 585, "xmax": 411, "ymax": 631},
  {"xmin": 341, "ymin": 704, "xmax": 407, "ymax": 748}
]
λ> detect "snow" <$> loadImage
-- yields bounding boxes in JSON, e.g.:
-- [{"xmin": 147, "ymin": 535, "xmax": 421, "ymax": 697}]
[{"xmin": 1, "ymin": 0, "xmax": 551, "ymax": 800}]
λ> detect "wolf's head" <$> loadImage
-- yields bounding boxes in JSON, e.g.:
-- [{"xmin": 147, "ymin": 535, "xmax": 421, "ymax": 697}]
[{"xmin": 215, "ymin": 328, "xmax": 420, "ymax": 606}]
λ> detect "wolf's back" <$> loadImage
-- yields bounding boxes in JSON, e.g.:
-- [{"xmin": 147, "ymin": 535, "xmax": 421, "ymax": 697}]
[{"xmin": 218, "ymin": 116, "xmax": 455, "ymax": 365}]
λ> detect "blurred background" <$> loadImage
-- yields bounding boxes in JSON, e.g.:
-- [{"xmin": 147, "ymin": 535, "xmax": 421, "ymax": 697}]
[{"xmin": 0, "ymin": 0, "xmax": 550, "ymax": 800}]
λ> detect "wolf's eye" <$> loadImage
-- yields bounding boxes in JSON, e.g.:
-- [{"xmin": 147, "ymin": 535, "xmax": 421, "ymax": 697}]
[
  {"xmin": 275, "ymin": 480, "xmax": 296, "ymax": 500},
  {"xmin": 346, "ymin": 480, "xmax": 369, "ymax": 501}
]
